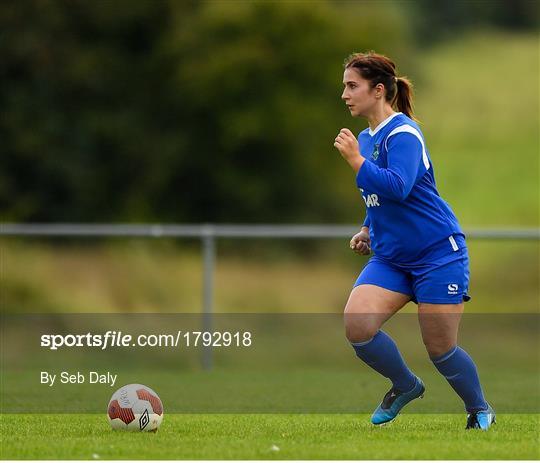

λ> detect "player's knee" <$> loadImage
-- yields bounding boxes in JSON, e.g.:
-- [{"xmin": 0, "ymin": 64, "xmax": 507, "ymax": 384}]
[
  {"xmin": 345, "ymin": 324, "xmax": 379, "ymax": 343},
  {"xmin": 343, "ymin": 307, "xmax": 380, "ymax": 343},
  {"xmin": 423, "ymin": 337, "xmax": 454, "ymax": 358}
]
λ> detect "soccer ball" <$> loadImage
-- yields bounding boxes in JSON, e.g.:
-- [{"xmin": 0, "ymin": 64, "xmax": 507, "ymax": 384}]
[{"xmin": 107, "ymin": 384, "xmax": 163, "ymax": 432}]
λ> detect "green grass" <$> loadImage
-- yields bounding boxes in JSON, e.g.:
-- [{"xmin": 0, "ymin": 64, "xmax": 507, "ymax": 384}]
[
  {"xmin": 3, "ymin": 367, "xmax": 539, "ymax": 414},
  {"xmin": 415, "ymin": 31, "xmax": 539, "ymax": 227},
  {"xmin": 2, "ymin": 239, "xmax": 539, "ymax": 313},
  {"xmin": 1, "ymin": 413, "xmax": 538, "ymax": 460}
]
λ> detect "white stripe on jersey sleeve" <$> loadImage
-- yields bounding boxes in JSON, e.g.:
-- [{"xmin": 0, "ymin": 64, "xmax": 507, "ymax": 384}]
[{"xmin": 384, "ymin": 124, "xmax": 430, "ymax": 170}]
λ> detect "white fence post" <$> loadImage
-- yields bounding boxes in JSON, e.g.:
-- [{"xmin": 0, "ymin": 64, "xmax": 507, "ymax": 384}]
[{"xmin": 201, "ymin": 225, "xmax": 216, "ymax": 371}]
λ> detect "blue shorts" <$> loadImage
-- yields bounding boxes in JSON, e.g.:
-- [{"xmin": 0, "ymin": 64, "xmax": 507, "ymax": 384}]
[{"xmin": 354, "ymin": 250, "xmax": 471, "ymax": 304}]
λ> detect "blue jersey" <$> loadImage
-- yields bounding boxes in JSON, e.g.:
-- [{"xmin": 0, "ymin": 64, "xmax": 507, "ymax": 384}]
[{"xmin": 356, "ymin": 112, "xmax": 465, "ymax": 267}]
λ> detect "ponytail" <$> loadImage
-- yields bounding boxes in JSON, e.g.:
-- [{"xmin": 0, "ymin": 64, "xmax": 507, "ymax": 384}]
[{"xmin": 394, "ymin": 76, "xmax": 417, "ymax": 121}]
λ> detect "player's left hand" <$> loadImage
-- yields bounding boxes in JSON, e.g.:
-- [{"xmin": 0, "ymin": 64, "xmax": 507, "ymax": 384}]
[{"xmin": 334, "ymin": 128, "xmax": 363, "ymax": 171}]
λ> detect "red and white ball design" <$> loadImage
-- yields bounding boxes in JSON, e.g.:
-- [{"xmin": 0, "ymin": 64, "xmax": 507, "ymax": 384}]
[{"xmin": 107, "ymin": 384, "xmax": 163, "ymax": 432}]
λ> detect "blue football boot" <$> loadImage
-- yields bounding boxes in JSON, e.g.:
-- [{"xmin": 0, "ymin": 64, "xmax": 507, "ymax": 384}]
[
  {"xmin": 466, "ymin": 403, "xmax": 496, "ymax": 430},
  {"xmin": 371, "ymin": 376, "xmax": 425, "ymax": 425}
]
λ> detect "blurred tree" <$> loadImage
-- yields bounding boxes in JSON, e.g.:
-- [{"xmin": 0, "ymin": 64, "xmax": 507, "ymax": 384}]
[
  {"xmin": 0, "ymin": 0, "xmax": 409, "ymax": 222},
  {"xmin": 157, "ymin": 0, "xmax": 411, "ymax": 222},
  {"xmin": 410, "ymin": 0, "xmax": 539, "ymax": 43},
  {"xmin": 1, "ymin": 0, "xmax": 175, "ymax": 221}
]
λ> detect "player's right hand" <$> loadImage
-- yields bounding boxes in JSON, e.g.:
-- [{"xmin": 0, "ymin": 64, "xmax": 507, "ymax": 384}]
[{"xmin": 350, "ymin": 228, "xmax": 371, "ymax": 255}]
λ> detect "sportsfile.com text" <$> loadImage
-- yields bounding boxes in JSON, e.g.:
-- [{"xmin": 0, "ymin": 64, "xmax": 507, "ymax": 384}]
[{"xmin": 40, "ymin": 331, "xmax": 253, "ymax": 350}]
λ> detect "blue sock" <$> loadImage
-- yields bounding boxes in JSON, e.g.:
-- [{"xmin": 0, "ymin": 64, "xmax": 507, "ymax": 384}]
[
  {"xmin": 431, "ymin": 346, "xmax": 488, "ymax": 413},
  {"xmin": 351, "ymin": 330, "xmax": 417, "ymax": 392}
]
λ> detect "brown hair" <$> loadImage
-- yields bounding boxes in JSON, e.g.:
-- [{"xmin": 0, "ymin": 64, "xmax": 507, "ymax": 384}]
[{"xmin": 344, "ymin": 51, "xmax": 417, "ymax": 121}]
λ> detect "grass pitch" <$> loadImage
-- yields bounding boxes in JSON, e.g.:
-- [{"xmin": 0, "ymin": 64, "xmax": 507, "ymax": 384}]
[{"xmin": 1, "ymin": 413, "xmax": 538, "ymax": 460}]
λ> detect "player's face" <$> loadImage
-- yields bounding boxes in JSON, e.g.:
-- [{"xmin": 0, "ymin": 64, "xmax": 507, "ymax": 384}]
[{"xmin": 341, "ymin": 68, "xmax": 377, "ymax": 117}]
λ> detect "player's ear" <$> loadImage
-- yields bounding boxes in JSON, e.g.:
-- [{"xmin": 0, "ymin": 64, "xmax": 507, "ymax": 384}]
[{"xmin": 373, "ymin": 82, "xmax": 385, "ymax": 99}]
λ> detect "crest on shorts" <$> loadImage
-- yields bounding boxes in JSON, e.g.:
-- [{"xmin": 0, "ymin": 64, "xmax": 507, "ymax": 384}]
[{"xmin": 371, "ymin": 144, "xmax": 380, "ymax": 160}]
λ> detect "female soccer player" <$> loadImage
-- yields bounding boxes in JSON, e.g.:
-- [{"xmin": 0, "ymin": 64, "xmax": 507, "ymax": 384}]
[{"xmin": 333, "ymin": 52, "xmax": 495, "ymax": 430}]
